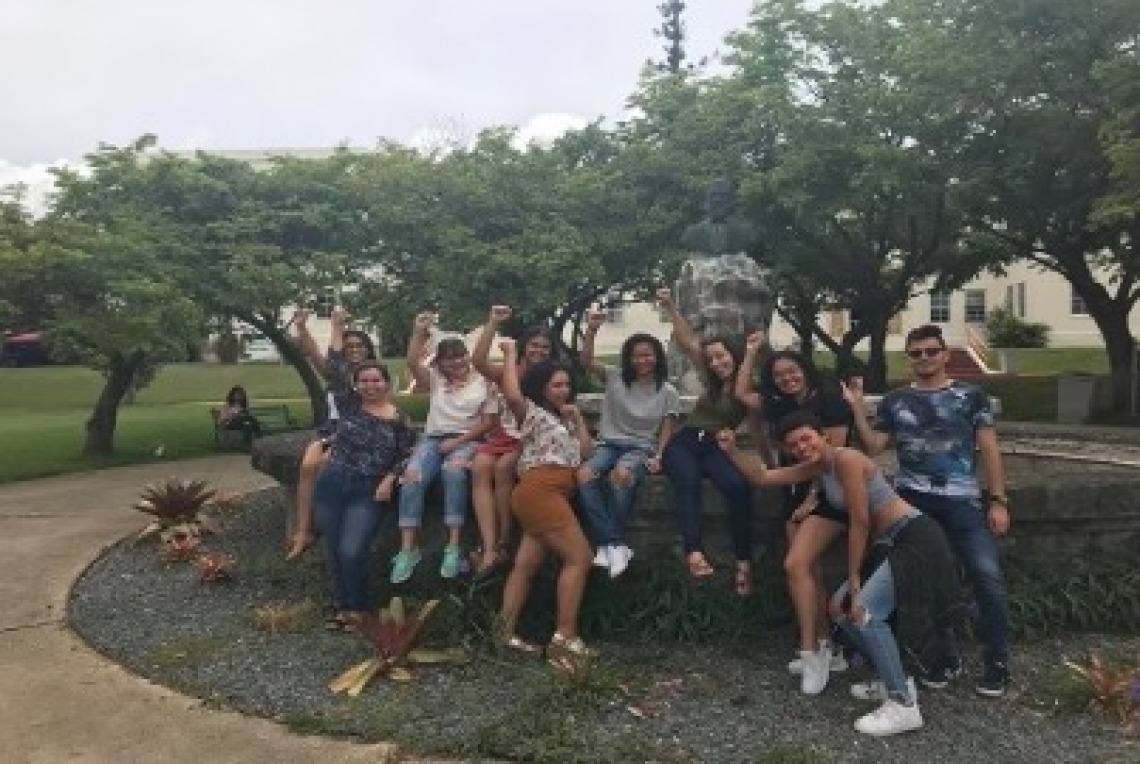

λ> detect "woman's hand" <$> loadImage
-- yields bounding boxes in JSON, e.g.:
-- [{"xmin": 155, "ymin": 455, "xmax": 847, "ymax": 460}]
[
  {"xmin": 745, "ymin": 330, "xmax": 766, "ymax": 354},
  {"xmin": 292, "ymin": 308, "xmax": 311, "ymax": 329},
  {"xmin": 585, "ymin": 307, "xmax": 606, "ymax": 332},
  {"xmin": 330, "ymin": 305, "xmax": 349, "ymax": 327},
  {"xmin": 498, "ymin": 337, "xmax": 517, "ymax": 355},
  {"xmin": 560, "ymin": 403, "xmax": 582, "ymax": 422},
  {"xmin": 841, "ymin": 376, "xmax": 865, "ymax": 406},
  {"xmin": 790, "ymin": 492, "xmax": 818, "ymax": 523},
  {"xmin": 412, "ymin": 311, "xmax": 435, "ymax": 335},
  {"xmin": 375, "ymin": 475, "xmax": 396, "ymax": 502},
  {"xmin": 655, "ymin": 287, "xmax": 674, "ymax": 310},
  {"xmin": 489, "ymin": 305, "xmax": 512, "ymax": 325},
  {"xmin": 285, "ymin": 529, "xmax": 314, "ymax": 560},
  {"xmin": 646, "ymin": 454, "xmax": 663, "ymax": 474},
  {"xmin": 715, "ymin": 428, "xmax": 738, "ymax": 452},
  {"xmin": 438, "ymin": 437, "xmax": 462, "ymax": 455}
]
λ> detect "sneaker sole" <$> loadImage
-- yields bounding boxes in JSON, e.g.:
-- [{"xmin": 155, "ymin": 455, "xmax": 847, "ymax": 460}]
[{"xmin": 975, "ymin": 685, "xmax": 1008, "ymax": 698}]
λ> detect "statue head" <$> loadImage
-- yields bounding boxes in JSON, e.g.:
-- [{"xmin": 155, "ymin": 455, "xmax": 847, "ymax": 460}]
[{"xmin": 704, "ymin": 178, "xmax": 735, "ymax": 222}]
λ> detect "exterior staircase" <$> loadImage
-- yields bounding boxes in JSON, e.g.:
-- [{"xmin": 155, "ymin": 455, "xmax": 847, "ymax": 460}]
[{"xmin": 946, "ymin": 347, "xmax": 989, "ymax": 379}]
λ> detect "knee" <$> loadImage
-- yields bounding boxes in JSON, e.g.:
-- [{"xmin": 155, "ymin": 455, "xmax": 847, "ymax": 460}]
[
  {"xmin": 576, "ymin": 464, "xmax": 599, "ymax": 487},
  {"xmin": 442, "ymin": 458, "xmax": 470, "ymax": 484},
  {"xmin": 609, "ymin": 466, "xmax": 637, "ymax": 490},
  {"xmin": 783, "ymin": 551, "xmax": 812, "ymax": 579}
]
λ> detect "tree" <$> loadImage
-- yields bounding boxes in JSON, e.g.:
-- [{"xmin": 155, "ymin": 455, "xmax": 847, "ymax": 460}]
[{"xmin": 655, "ymin": 1, "xmax": 687, "ymax": 74}]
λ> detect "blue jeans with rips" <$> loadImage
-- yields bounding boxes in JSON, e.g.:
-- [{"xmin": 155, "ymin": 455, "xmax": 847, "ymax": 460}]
[
  {"xmin": 577, "ymin": 441, "xmax": 653, "ymax": 546},
  {"xmin": 313, "ymin": 463, "xmax": 388, "ymax": 612},
  {"xmin": 897, "ymin": 488, "xmax": 1011, "ymax": 668},
  {"xmin": 398, "ymin": 435, "xmax": 478, "ymax": 531}
]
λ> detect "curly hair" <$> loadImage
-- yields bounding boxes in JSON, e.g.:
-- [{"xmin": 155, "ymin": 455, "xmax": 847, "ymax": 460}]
[
  {"xmin": 758, "ymin": 350, "xmax": 825, "ymax": 406},
  {"xmin": 342, "ymin": 329, "xmax": 377, "ymax": 360},
  {"xmin": 520, "ymin": 360, "xmax": 575, "ymax": 417},
  {"xmin": 620, "ymin": 333, "xmax": 668, "ymax": 389}
]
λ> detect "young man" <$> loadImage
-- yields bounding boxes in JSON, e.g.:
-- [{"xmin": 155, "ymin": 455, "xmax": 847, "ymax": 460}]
[{"xmin": 845, "ymin": 324, "xmax": 1012, "ymax": 698}]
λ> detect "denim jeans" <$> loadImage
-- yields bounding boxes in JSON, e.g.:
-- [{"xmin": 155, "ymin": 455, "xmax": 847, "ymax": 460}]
[
  {"xmin": 898, "ymin": 488, "xmax": 1011, "ymax": 667},
  {"xmin": 577, "ymin": 441, "xmax": 653, "ymax": 546},
  {"xmin": 398, "ymin": 435, "xmax": 478, "ymax": 530},
  {"xmin": 313, "ymin": 464, "xmax": 387, "ymax": 612},
  {"xmin": 833, "ymin": 512, "xmax": 919, "ymax": 704},
  {"xmin": 662, "ymin": 427, "xmax": 754, "ymax": 561}
]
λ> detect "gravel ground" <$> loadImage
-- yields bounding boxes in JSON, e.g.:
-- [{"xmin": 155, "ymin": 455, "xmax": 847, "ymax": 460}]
[{"xmin": 69, "ymin": 488, "xmax": 1139, "ymax": 764}]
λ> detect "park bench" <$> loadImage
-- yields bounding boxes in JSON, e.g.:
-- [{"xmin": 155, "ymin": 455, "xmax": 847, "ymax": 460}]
[{"xmin": 211, "ymin": 404, "xmax": 299, "ymax": 451}]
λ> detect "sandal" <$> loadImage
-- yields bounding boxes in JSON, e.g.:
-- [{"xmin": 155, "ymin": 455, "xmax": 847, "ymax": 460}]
[
  {"xmin": 734, "ymin": 566, "xmax": 754, "ymax": 598},
  {"xmin": 497, "ymin": 633, "xmax": 542, "ymax": 657},
  {"xmin": 686, "ymin": 552, "xmax": 715, "ymax": 579},
  {"xmin": 323, "ymin": 613, "xmax": 356, "ymax": 633}
]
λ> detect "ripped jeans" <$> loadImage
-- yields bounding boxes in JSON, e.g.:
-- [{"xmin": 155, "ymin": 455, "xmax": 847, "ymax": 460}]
[
  {"xmin": 398, "ymin": 435, "xmax": 478, "ymax": 530},
  {"xmin": 577, "ymin": 441, "xmax": 653, "ymax": 546}
]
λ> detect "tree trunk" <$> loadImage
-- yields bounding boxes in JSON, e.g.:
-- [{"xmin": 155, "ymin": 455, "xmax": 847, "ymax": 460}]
[
  {"xmin": 84, "ymin": 351, "xmax": 146, "ymax": 455},
  {"xmin": 263, "ymin": 322, "xmax": 328, "ymax": 425},
  {"xmin": 1091, "ymin": 308, "xmax": 1136, "ymax": 412},
  {"xmin": 864, "ymin": 316, "xmax": 890, "ymax": 393}
]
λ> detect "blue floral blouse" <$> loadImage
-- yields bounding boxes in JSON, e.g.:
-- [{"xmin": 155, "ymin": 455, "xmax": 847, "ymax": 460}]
[{"xmin": 325, "ymin": 349, "xmax": 416, "ymax": 479}]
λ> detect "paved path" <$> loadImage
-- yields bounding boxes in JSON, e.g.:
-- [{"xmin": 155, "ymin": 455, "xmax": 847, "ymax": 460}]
[{"xmin": 0, "ymin": 456, "xmax": 401, "ymax": 764}]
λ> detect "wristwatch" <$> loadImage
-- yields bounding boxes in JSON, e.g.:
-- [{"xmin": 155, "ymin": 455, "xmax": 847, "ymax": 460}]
[{"xmin": 988, "ymin": 493, "xmax": 1009, "ymax": 506}]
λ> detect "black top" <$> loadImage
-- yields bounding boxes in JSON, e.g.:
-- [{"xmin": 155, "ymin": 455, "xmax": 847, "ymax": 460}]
[{"xmin": 763, "ymin": 388, "xmax": 853, "ymax": 433}]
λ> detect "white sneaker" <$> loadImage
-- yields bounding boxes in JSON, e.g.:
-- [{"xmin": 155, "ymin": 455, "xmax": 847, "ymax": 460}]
[
  {"xmin": 592, "ymin": 546, "xmax": 610, "ymax": 568},
  {"xmin": 851, "ymin": 676, "xmax": 917, "ymax": 702},
  {"xmin": 607, "ymin": 545, "xmax": 633, "ymax": 578},
  {"xmin": 788, "ymin": 644, "xmax": 849, "ymax": 675},
  {"xmin": 854, "ymin": 698, "xmax": 923, "ymax": 737},
  {"xmin": 800, "ymin": 647, "xmax": 831, "ymax": 695}
]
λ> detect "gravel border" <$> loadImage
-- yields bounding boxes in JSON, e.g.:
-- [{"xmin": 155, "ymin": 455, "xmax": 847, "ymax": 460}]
[{"xmin": 68, "ymin": 488, "xmax": 1139, "ymax": 763}]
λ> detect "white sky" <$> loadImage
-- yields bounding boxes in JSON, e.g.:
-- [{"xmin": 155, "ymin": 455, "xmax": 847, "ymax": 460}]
[{"xmin": 1, "ymin": 0, "xmax": 754, "ymax": 204}]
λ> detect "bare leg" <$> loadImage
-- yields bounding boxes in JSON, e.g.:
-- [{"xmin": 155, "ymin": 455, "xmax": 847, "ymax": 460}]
[
  {"xmin": 539, "ymin": 523, "xmax": 594, "ymax": 640},
  {"xmin": 784, "ymin": 516, "xmax": 844, "ymax": 650},
  {"xmin": 493, "ymin": 451, "xmax": 520, "ymax": 556},
  {"xmin": 287, "ymin": 440, "xmax": 327, "ymax": 560},
  {"xmin": 499, "ymin": 534, "xmax": 546, "ymax": 637},
  {"xmin": 470, "ymin": 452, "xmax": 498, "ymax": 570}
]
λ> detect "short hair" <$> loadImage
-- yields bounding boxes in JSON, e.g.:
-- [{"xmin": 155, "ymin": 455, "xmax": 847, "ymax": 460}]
[
  {"xmin": 773, "ymin": 410, "xmax": 823, "ymax": 442},
  {"xmin": 904, "ymin": 324, "xmax": 947, "ymax": 350},
  {"xmin": 620, "ymin": 333, "xmax": 668, "ymax": 389},
  {"xmin": 433, "ymin": 338, "xmax": 469, "ymax": 363},
  {"xmin": 520, "ymin": 360, "xmax": 575, "ymax": 416},
  {"xmin": 353, "ymin": 360, "xmax": 391, "ymax": 385},
  {"xmin": 342, "ymin": 330, "xmax": 377, "ymax": 360}
]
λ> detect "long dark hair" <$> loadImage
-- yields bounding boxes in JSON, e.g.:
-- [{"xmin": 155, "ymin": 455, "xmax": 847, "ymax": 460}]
[
  {"xmin": 701, "ymin": 334, "xmax": 744, "ymax": 400},
  {"xmin": 758, "ymin": 350, "xmax": 825, "ymax": 406},
  {"xmin": 520, "ymin": 361, "xmax": 575, "ymax": 417},
  {"xmin": 225, "ymin": 385, "xmax": 249, "ymax": 407},
  {"xmin": 343, "ymin": 329, "xmax": 377, "ymax": 360},
  {"xmin": 620, "ymin": 333, "xmax": 668, "ymax": 390},
  {"xmin": 519, "ymin": 325, "xmax": 556, "ymax": 361}
]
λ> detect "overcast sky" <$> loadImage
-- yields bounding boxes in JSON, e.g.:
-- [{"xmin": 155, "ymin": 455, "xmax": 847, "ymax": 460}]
[{"xmin": 1, "ymin": 0, "xmax": 754, "ymax": 198}]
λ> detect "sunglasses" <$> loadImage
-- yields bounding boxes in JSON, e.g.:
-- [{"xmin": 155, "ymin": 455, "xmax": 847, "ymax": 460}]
[{"xmin": 905, "ymin": 347, "xmax": 943, "ymax": 359}]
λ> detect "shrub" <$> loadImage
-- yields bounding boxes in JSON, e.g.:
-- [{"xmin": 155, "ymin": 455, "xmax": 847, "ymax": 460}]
[
  {"xmin": 986, "ymin": 307, "xmax": 1050, "ymax": 348},
  {"xmin": 213, "ymin": 331, "xmax": 242, "ymax": 364}
]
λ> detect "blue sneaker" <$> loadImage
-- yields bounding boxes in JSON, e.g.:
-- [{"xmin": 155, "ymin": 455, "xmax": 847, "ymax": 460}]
[
  {"xmin": 440, "ymin": 545, "xmax": 463, "ymax": 579},
  {"xmin": 390, "ymin": 548, "xmax": 422, "ymax": 584}
]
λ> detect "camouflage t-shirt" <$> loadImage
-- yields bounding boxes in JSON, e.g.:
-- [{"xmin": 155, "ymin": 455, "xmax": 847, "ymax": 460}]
[{"xmin": 872, "ymin": 382, "xmax": 994, "ymax": 498}]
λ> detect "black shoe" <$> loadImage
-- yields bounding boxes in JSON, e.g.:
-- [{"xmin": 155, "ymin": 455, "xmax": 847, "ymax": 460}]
[
  {"xmin": 918, "ymin": 660, "xmax": 962, "ymax": 690},
  {"xmin": 975, "ymin": 662, "xmax": 1011, "ymax": 698}
]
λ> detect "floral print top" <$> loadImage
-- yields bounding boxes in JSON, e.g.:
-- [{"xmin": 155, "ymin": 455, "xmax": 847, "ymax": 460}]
[
  {"xmin": 517, "ymin": 401, "xmax": 585, "ymax": 474},
  {"xmin": 325, "ymin": 349, "xmax": 417, "ymax": 479}
]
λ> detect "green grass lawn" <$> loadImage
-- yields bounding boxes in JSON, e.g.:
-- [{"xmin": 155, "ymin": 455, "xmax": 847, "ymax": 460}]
[{"xmin": 0, "ymin": 347, "xmax": 1118, "ymax": 484}]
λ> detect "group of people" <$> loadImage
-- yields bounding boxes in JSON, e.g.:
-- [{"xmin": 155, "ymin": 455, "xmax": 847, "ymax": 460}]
[{"xmin": 280, "ymin": 293, "xmax": 1013, "ymax": 738}]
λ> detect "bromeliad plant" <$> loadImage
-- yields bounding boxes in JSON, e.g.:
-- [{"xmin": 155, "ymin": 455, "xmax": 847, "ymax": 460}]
[
  {"xmin": 329, "ymin": 597, "xmax": 467, "ymax": 696},
  {"xmin": 134, "ymin": 478, "xmax": 221, "ymax": 542},
  {"xmin": 194, "ymin": 551, "xmax": 234, "ymax": 583}
]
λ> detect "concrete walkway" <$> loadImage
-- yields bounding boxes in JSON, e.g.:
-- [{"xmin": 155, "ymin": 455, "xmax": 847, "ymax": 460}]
[{"xmin": 0, "ymin": 456, "xmax": 400, "ymax": 764}]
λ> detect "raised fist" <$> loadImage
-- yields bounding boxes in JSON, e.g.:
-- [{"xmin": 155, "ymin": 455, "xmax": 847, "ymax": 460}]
[
  {"xmin": 745, "ymin": 330, "xmax": 766, "ymax": 353},
  {"xmin": 715, "ymin": 428, "xmax": 737, "ymax": 452},
  {"xmin": 655, "ymin": 287, "xmax": 674, "ymax": 308},
  {"xmin": 841, "ymin": 376, "xmax": 865, "ymax": 405},
  {"xmin": 498, "ymin": 337, "xmax": 517, "ymax": 355},
  {"xmin": 413, "ymin": 312, "xmax": 436, "ymax": 333},
  {"xmin": 490, "ymin": 305, "xmax": 512, "ymax": 323},
  {"xmin": 585, "ymin": 307, "xmax": 606, "ymax": 331},
  {"xmin": 330, "ymin": 306, "xmax": 349, "ymax": 325},
  {"xmin": 292, "ymin": 308, "xmax": 311, "ymax": 328}
]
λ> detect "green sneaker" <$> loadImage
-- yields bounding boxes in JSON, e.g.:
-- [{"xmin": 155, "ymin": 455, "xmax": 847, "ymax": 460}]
[
  {"xmin": 440, "ymin": 545, "xmax": 463, "ymax": 579},
  {"xmin": 390, "ymin": 548, "xmax": 422, "ymax": 584}
]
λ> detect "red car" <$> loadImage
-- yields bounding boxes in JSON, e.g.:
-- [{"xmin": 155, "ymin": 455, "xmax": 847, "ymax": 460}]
[{"xmin": 0, "ymin": 332, "xmax": 52, "ymax": 367}]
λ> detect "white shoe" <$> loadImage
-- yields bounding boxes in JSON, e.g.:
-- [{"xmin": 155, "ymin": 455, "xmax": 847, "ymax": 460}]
[
  {"xmin": 607, "ymin": 545, "xmax": 633, "ymax": 578},
  {"xmin": 592, "ymin": 546, "xmax": 610, "ymax": 568},
  {"xmin": 799, "ymin": 647, "xmax": 831, "ymax": 695},
  {"xmin": 851, "ymin": 676, "xmax": 917, "ymax": 703},
  {"xmin": 788, "ymin": 644, "xmax": 848, "ymax": 675},
  {"xmin": 854, "ymin": 698, "xmax": 923, "ymax": 737}
]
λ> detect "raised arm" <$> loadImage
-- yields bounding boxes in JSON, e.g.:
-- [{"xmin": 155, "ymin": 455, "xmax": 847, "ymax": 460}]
[
  {"xmin": 291, "ymin": 309, "xmax": 329, "ymax": 377},
  {"xmin": 656, "ymin": 287, "xmax": 704, "ymax": 370},
  {"xmin": 405, "ymin": 311, "xmax": 434, "ymax": 391},
  {"xmin": 472, "ymin": 305, "xmax": 512, "ymax": 384},
  {"xmin": 715, "ymin": 429, "xmax": 821, "ymax": 487},
  {"xmin": 578, "ymin": 306, "xmax": 608, "ymax": 381},
  {"xmin": 733, "ymin": 330, "xmax": 766, "ymax": 411},
  {"xmin": 842, "ymin": 377, "xmax": 890, "ymax": 455},
  {"xmin": 328, "ymin": 305, "xmax": 349, "ymax": 354},
  {"xmin": 497, "ymin": 338, "xmax": 528, "ymax": 425}
]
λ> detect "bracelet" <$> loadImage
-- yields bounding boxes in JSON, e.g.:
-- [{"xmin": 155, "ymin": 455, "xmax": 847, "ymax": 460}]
[{"xmin": 988, "ymin": 494, "xmax": 1009, "ymax": 506}]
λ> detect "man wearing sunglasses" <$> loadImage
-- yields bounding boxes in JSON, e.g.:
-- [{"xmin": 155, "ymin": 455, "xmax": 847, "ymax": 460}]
[{"xmin": 844, "ymin": 324, "xmax": 1012, "ymax": 699}]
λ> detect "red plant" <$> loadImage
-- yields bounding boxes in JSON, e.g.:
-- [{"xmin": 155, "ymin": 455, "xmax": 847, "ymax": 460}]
[
  {"xmin": 1065, "ymin": 653, "xmax": 1140, "ymax": 735},
  {"xmin": 158, "ymin": 534, "xmax": 201, "ymax": 562},
  {"xmin": 194, "ymin": 551, "xmax": 234, "ymax": 583}
]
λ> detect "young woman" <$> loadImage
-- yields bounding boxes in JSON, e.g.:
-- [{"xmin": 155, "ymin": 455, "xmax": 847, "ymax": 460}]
[
  {"xmin": 494, "ymin": 335, "xmax": 596, "ymax": 661},
  {"xmin": 287, "ymin": 308, "xmax": 377, "ymax": 561},
  {"xmin": 469, "ymin": 305, "xmax": 556, "ymax": 574},
  {"xmin": 718, "ymin": 411, "xmax": 961, "ymax": 737},
  {"xmin": 577, "ymin": 308, "xmax": 679, "ymax": 577},
  {"xmin": 735, "ymin": 333, "xmax": 854, "ymax": 692},
  {"xmin": 313, "ymin": 337, "xmax": 416, "ymax": 632},
  {"xmin": 656, "ymin": 287, "xmax": 755, "ymax": 596},
  {"xmin": 392, "ymin": 312, "xmax": 494, "ymax": 583},
  {"xmin": 218, "ymin": 385, "xmax": 262, "ymax": 445}
]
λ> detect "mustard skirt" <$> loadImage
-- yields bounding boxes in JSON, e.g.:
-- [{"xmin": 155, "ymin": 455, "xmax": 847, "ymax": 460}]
[{"xmin": 511, "ymin": 465, "xmax": 577, "ymax": 534}]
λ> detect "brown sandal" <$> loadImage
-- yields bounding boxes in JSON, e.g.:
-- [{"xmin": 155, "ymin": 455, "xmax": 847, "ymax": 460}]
[{"xmin": 686, "ymin": 552, "xmax": 715, "ymax": 579}]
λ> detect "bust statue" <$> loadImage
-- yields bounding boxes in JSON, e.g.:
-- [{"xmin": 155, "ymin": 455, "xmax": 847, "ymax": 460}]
[{"xmin": 671, "ymin": 178, "xmax": 774, "ymax": 393}]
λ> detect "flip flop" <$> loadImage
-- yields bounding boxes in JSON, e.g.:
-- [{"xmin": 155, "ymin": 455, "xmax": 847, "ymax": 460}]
[
  {"xmin": 323, "ymin": 614, "xmax": 356, "ymax": 633},
  {"xmin": 686, "ymin": 552, "xmax": 715, "ymax": 579},
  {"xmin": 734, "ymin": 566, "xmax": 754, "ymax": 598}
]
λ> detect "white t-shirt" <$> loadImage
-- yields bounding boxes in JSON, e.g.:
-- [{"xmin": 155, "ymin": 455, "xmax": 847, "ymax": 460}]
[{"xmin": 423, "ymin": 366, "xmax": 491, "ymax": 436}]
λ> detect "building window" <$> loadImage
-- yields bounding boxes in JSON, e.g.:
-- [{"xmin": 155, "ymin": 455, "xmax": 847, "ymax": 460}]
[
  {"xmin": 1017, "ymin": 283, "xmax": 1027, "ymax": 318},
  {"xmin": 1071, "ymin": 286, "xmax": 1088, "ymax": 316},
  {"xmin": 965, "ymin": 289, "xmax": 987, "ymax": 324},
  {"xmin": 929, "ymin": 291, "xmax": 950, "ymax": 323}
]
